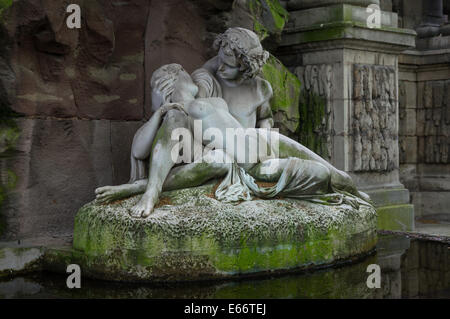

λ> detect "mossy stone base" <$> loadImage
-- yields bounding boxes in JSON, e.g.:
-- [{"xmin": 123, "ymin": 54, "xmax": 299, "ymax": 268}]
[{"xmin": 73, "ymin": 183, "xmax": 378, "ymax": 282}]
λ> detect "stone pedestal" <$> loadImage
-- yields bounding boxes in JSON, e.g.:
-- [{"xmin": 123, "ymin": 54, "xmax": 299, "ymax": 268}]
[
  {"xmin": 69, "ymin": 183, "xmax": 377, "ymax": 282},
  {"xmin": 276, "ymin": 2, "xmax": 416, "ymax": 230}
]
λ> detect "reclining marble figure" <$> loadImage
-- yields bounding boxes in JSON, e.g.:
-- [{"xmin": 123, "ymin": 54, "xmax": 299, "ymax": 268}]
[{"xmin": 95, "ymin": 27, "xmax": 371, "ymax": 217}]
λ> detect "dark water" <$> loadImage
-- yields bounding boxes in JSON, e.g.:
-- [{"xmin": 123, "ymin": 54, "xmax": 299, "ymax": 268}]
[{"xmin": 0, "ymin": 235, "xmax": 449, "ymax": 299}]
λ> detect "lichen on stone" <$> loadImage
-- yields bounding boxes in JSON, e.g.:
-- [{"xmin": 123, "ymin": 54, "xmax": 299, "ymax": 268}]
[
  {"xmin": 72, "ymin": 184, "xmax": 377, "ymax": 282},
  {"xmin": 261, "ymin": 54, "xmax": 301, "ymax": 136},
  {"xmin": 247, "ymin": 0, "xmax": 289, "ymax": 41}
]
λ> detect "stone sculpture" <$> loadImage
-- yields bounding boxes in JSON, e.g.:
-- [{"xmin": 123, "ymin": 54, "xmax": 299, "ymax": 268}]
[
  {"xmin": 72, "ymin": 28, "xmax": 377, "ymax": 282},
  {"xmin": 95, "ymin": 27, "xmax": 371, "ymax": 217}
]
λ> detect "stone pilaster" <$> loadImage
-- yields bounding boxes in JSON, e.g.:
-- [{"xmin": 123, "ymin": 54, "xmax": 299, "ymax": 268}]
[
  {"xmin": 277, "ymin": 1, "xmax": 416, "ymax": 230},
  {"xmin": 416, "ymin": 0, "xmax": 446, "ymax": 38},
  {"xmin": 399, "ymin": 0, "xmax": 450, "ymax": 219}
]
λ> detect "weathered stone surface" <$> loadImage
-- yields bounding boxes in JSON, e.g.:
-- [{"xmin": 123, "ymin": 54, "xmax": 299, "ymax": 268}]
[
  {"xmin": 261, "ymin": 54, "xmax": 301, "ymax": 137},
  {"xmin": 365, "ymin": 188, "xmax": 411, "ymax": 208},
  {"xmin": 294, "ymin": 64, "xmax": 333, "ymax": 161},
  {"xmin": 0, "ymin": 0, "xmax": 302, "ymax": 243},
  {"xmin": 413, "ymin": 80, "xmax": 450, "ymax": 165},
  {"xmin": 0, "ymin": 0, "xmax": 150, "ymax": 120},
  {"xmin": 399, "ymin": 136, "xmax": 417, "ymax": 164},
  {"xmin": 72, "ymin": 183, "xmax": 377, "ymax": 282},
  {"xmin": 0, "ymin": 246, "xmax": 44, "ymax": 277},
  {"xmin": 287, "ymin": 0, "xmax": 380, "ymax": 10},
  {"xmin": 286, "ymin": 3, "xmax": 398, "ymax": 30},
  {"xmin": 377, "ymin": 204, "xmax": 414, "ymax": 231},
  {"xmin": 0, "ymin": 0, "xmax": 290, "ymax": 121},
  {"xmin": 352, "ymin": 64, "xmax": 398, "ymax": 172},
  {"xmin": 0, "ymin": 118, "xmax": 142, "ymax": 240}
]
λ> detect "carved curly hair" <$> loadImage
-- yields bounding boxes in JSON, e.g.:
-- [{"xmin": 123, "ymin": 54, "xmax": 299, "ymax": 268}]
[{"xmin": 213, "ymin": 28, "xmax": 269, "ymax": 80}]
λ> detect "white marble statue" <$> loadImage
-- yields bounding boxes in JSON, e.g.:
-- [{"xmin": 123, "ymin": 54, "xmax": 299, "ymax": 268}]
[{"xmin": 95, "ymin": 28, "xmax": 371, "ymax": 218}]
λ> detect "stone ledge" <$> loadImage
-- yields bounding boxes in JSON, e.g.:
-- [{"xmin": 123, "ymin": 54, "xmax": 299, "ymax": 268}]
[
  {"xmin": 287, "ymin": 4, "xmax": 399, "ymax": 30},
  {"xmin": 377, "ymin": 204, "xmax": 415, "ymax": 231},
  {"xmin": 0, "ymin": 246, "xmax": 44, "ymax": 277},
  {"xmin": 365, "ymin": 188, "xmax": 411, "ymax": 208},
  {"xmin": 71, "ymin": 184, "xmax": 378, "ymax": 282}
]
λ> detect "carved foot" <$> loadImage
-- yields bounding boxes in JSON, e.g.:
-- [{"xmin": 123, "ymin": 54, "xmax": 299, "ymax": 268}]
[{"xmin": 130, "ymin": 190, "xmax": 159, "ymax": 218}]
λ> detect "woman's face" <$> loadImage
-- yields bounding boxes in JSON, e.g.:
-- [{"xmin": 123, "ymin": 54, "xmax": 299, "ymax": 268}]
[
  {"xmin": 171, "ymin": 70, "xmax": 198, "ymax": 102},
  {"xmin": 217, "ymin": 46, "xmax": 240, "ymax": 80}
]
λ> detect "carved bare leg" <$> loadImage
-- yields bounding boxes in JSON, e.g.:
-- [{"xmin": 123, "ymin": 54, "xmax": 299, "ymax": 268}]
[
  {"xmin": 128, "ymin": 156, "xmax": 147, "ymax": 184},
  {"xmin": 131, "ymin": 110, "xmax": 190, "ymax": 218},
  {"xmin": 163, "ymin": 150, "xmax": 229, "ymax": 191}
]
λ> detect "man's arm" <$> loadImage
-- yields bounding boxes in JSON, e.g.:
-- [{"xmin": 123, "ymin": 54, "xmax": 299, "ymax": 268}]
[
  {"xmin": 192, "ymin": 56, "xmax": 222, "ymax": 98},
  {"xmin": 257, "ymin": 100, "xmax": 274, "ymax": 129}
]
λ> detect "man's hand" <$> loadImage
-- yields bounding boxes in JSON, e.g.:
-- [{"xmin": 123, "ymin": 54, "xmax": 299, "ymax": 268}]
[{"xmin": 257, "ymin": 118, "xmax": 274, "ymax": 129}]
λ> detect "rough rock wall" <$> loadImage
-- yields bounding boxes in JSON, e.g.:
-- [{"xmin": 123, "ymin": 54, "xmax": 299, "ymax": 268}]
[
  {"xmin": 0, "ymin": 0, "xmax": 291, "ymax": 240},
  {"xmin": 416, "ymin": 80, "xmax": 450, "ymax": 164}
]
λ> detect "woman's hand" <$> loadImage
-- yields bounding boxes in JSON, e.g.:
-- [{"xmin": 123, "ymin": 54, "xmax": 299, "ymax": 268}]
[{"xmin": 159, "ymin": 103, "xmax": 188, "ymax": 116}]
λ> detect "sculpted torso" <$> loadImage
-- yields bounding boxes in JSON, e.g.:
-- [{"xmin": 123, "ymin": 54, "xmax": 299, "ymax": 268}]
[{"xmin": 201, "ymin": 55, "xmax": 272, "ymax": 129}]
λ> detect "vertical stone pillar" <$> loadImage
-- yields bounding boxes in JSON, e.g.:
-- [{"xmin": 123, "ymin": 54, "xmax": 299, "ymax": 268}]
[
  {"xmin": 416, "ymin": 0, "xmax": 445, "ymax": 38},
  {"xmin": 399, "ymin": 0, "xmax": 450, "ymax": 220},
  {"xmin": 277, "ymin": 1, "xmax": 416, "ymax": 230}
]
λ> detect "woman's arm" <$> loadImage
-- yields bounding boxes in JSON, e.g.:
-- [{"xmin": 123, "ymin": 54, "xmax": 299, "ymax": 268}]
[{"xmin": 257, "ymin": 100, "xmax": 274, "ymax": 129}]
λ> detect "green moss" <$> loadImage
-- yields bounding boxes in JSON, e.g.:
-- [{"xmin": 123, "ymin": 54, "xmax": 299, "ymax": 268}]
[
  {"xmin": 0, "ymin": 0, "xmax": 12, "ymax": 9},
  {"xmin": 294, "ymin": 25, "xmax": 348, "ymax": 43},
  {"xmin": 261, "ymin": 54, "xmax": 301, "ymax": 136},
  {"xmin": 377, "ymin": 204, "xmax": 414, "ymax": 231},
  {"xmin": 248, "ymin": 0, "xmax": 289, "ymax": 40},
  {"xmin": 0, "ymin": 0, "xmax": 11, "ymax": 18},
  {"xmin": 70, "ymin": 185, "xmax": 377, "ymax": 282},
  {"xmin": 262, "ymin": 55, "xmax": 301, "ymax": 113},
  {"xmin": 264, "ymin": 0, "xmax": 288, "ymax": 31},
  {"xmin": 296, "ymin": 89, "xmax": 328, "ymax": 159}
]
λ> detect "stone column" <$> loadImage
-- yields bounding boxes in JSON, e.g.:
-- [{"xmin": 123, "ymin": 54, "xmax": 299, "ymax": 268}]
[
  {"xmin": 277, "ymin": 0, "xmax": 416, "ymax": 230},
  {"xmin": 416, "ymin": 0, "xmax": 445, "ymax": 38},
  {"xmin": 399, "ymin": 0, "xmax": 450, "ymax": 220}
]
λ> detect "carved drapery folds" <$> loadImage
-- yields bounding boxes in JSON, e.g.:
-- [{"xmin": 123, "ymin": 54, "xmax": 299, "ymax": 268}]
[{"xmin": 352, "ymin": 64, "xmax": 398, "ymax": 172}]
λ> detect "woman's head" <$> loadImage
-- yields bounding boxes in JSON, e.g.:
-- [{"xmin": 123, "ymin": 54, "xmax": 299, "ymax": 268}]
[
  {"xmin": 213, "ymin": 28, "xmax": 269, "ymax": 82},
  {"xmin": 150, "ymin": 64, "xmax": 198, "ymax": 111}
]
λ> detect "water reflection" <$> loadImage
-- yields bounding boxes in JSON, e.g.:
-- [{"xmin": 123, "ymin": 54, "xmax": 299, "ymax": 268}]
[{"xmin": 0, "ymin": 235, "xmax": 448, "ymax": 299}]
